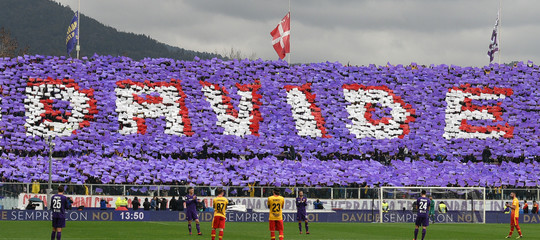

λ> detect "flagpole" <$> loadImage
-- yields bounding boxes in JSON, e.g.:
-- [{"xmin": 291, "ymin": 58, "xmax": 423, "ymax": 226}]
[
  {"xmin": 497, "ymin": 0, "xmax": 501, "ymax": 64},
  {"xmin": 288, "ymin": 0, "xmax": 291, "ymax": 65},
  {"xmin": 76, "ymin": 0, "xmax": 80, "ymax": 59}
]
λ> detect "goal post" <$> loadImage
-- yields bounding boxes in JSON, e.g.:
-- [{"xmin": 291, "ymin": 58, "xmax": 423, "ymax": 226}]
[{"xmin": 379, "ymin": 186, "xmax": 486, "ymax": 224}]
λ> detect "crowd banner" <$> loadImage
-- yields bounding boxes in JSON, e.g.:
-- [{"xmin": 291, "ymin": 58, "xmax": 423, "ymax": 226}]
[
  {"xmin": 0, "ymin": 57, "xmax": 537, "ymax": 156},
  {"xmin": 0, "ymin": 56, "xmax": 538, "ymax": 187}
]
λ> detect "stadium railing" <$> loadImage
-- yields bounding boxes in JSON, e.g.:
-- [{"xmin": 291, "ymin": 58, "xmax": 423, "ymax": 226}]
[{"xmin": 1, "ymin": 182, "xmax": 538, "ymax": 201}]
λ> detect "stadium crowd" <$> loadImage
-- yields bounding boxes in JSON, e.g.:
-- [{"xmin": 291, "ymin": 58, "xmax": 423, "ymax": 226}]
[{"xmin": 0, "ymin": 56, "xmax": 538, "ymax": 189}]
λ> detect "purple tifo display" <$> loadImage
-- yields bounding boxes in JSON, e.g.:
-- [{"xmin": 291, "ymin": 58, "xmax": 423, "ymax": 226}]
[{"xmin": 0, "ymin": 55, "xmax": 538, "ymax": 186}]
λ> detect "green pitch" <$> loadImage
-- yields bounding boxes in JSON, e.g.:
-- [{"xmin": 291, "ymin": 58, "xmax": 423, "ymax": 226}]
[{"xmin": 1, "ymin": 221, "xmax": 538, "ymax": 239}]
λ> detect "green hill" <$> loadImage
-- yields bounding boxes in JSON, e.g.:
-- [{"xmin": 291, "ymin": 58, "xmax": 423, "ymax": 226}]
[{"xmin": 0, "ymin": 0, "xmax": 221, "ymax": 60}]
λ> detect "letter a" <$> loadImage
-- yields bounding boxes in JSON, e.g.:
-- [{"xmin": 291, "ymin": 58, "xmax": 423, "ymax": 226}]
[{"xmin": 115, "ymin": 79, "xmax": 193, "ymax": 136}]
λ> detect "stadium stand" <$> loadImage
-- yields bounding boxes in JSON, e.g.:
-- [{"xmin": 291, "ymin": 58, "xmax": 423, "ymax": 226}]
[{"xmin": 0, "ymin": 55, "xmax": 538, "ymax": 187}]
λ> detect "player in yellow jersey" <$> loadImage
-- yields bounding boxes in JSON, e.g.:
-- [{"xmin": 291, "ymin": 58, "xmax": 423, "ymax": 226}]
[
  {"xmin": 211, "ymin": 188, "xmax": 228, "ymax": 240},
  {"xmin": 268, "ymin": 188, "xmax": 285, "ymax": 240},
  {"xmin": 505, "ymin": 192, "xmax": 523, "ymax": 239}
]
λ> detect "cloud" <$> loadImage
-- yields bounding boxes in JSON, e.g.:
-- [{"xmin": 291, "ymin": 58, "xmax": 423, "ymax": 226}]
[{"xmin": 54, "ymin": 0, "xmax": 540, "ymax": 66}]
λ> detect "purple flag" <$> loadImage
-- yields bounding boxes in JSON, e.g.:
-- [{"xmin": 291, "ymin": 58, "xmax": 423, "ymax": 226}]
[
  {"xmin": 487, "ymin": 11, "xmax": 499, "ymax": 62},
  {"xmin": 66, "ymin": 11, "xmax": 79, "ymax": 56}
]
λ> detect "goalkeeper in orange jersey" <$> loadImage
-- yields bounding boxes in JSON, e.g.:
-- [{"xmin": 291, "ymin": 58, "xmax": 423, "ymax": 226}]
[
  {"xmin": 211, "ymin": 188, "xmax": 228, "ymax": 240},
  {"xmin": 505, "ymin": 192, "xmax": 523, "ymax": 239},
  {"xmin": 268, "ymin": 188, "xmax": 285, "ymax": 240}
]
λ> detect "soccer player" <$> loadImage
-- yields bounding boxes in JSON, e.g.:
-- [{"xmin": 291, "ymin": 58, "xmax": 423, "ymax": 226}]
[
  {"xmin": 428, "ymin": 196, "xmax": 435, "ymax": 223},
  {"xmin": 268, "ymin": 188, "xmax": 285, "ymax": 240},
  {"xmin": 185, "ymin": 187, "xmax": 202, "ymax": 235},
  {"xmin": 296, "ymin": 190, "xmax": 309, "ymax": 234},
  {"xmin": 506, "ymin": 192, "xmax": 523, "ymax": 239},
  {"xmin": 211, "ymin": 188, "xmax": 228, "ymax": 240},
  {"xmin": 413, "ymin": 190, "xmax": 430, "ymax": 240},
  {"xmin": 51, "ymin": 185, "xmax": 68, "ymax": 240}
]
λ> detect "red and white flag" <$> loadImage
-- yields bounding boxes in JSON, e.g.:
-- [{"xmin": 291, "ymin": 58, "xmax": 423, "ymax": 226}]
[{"xmin": 270, "ymin": 12, "xmax": 290, "ymax": 60}]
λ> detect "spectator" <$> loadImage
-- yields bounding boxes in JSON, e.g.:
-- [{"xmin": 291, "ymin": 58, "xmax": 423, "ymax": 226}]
[
  {"xmin": 412, "ymin": 200, "xmax": 418, "ymax": 211},
  {"xmin": 464, "ymin": 154, "xmax": 477, "ymax": 163},
  {"xmin": 115, "ymin": 197, "xmax": 128, "ymax": 211},
  {"xmin": 31, "ymin": 180, "xmax": 40, "ymax": 194},
  {"xmin": 115, "ymin": 197, "xmax": 122, "ymax": 210},
  {"xmin": 382, "ymin": 200, "xmax": 389, "ymax": 213},
  {"xmin": 209, "ymin": 187, "xmax": 217, "ymax": 196},
  {"xmin": 143, "ymin": 198, "xmax": 151, "ymax": 211},
  {"xmin": 150, "ymin": 197, "xmax": 157, "ymax": 211},
  {"xmin": 100, "ymin": 198, "xmax": 107, "ymax": 210},
  {"xmin": 532, "ymin": 201, "xmax": 538, "ymax": 214},
  {"xmin": 403, "ymin": 146, "xmax": 409, "ymax": 157},
  {"xmin": 66, "ymin": 197, "xmax": 73, "ymax": 210},
  {"xmin": 503, "ymin": 202, "xmax": 511, "ymax": 214},
  {"xmin": 482, "ymin": 146, "xmax": 492, "ymax": 163},
  {"xmin": 438, "ymin": 201, "xmax": 447, "ymax": 213},
  {"xmin": 313, "ymin": 199, "xmax": 324, "ymax": 209},
  {"xmin": 160, "ymin": 198, "xmax": 168, "ymax": 211},
  {"xmin": 523, "ymin": 200, "xmax": 529, "ymax": 214},
  {"xmin": 397, "ymin": 146, "xmax": 405, "ymax": 160},
  {"xmin": 170, "ymin": 196, "xmax": 177, "ymax": 211},
  {"xmin": 156, "ymin": 197, "xmax": 162, "ymax": 211},
  {"xmin": 132, "ymin": 197, "xmax": 140, "ymax": 211},
  {"xmin": 196, "ymin": 199, "xmax": 206, "ymax": 212},
  {"xmin": 177, "ymin": 196, "xmax": 185, "ymax": 211}
]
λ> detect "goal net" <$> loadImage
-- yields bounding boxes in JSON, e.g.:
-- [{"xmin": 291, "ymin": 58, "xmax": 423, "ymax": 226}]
[{"xmin": 379, "ymin": 187, "xmax": 486, "ymax": 224}]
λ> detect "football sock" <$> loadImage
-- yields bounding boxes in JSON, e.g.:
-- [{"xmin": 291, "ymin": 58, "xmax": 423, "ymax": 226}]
[
  {"xmin": 414, "ymin": 228, "xmax": 419, "ymax": 239},
  {"xmin": 305, "ymin": 222, "xmax": 309, "ymax": 232},
  {"xmin": 196, "ymin": 223, "xmax": 201, "ymax": 233},
  {"xmin": 516, "ymin": 225, "xmax": 522, "ymax": 236},
  {"xmin": 421, "ymin": 229, "xmax": 426, "ymax": 240},
  {"xmin": 51, "ymin": 231, "xmax": 56, "ymax": 240},
  {"xmin": 218, "ymin": 230, "xmax": 223, "ymax": 240},
  {"xmin": 279, "ymin": 230, "xmax": 284, "ymax": 240},
  {"xmin": 298, "ymin": 222, "xmax": 302, "ymax": 232},
  {"xmin": 211, "ymin": 229, "xmax": 216, "ymax": 240},
  {"xmin": 188, "ymin": 223, "xmax": 192, "ymax": 233},
  {"xmin": 270, "ymin": 231, "xmax": 276, "ymax": 240},
  {"xmin": 56, "ymin": 232, "xmax": 61, "ymax": 240},
  {"xmin": 509, "ymin": 226, "xmax": 514, "ymax": 236}
]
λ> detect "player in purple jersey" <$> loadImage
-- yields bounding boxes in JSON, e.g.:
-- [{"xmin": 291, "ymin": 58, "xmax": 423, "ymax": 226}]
[
  {"xmin": 185, "ymin": 187, "xmax": 202, "ymax": 235},
  {"xmin": 296, "ymin": 190, "xmax": 309, "ymax": 234},
  {"xmin": 413, "ymin": 190, "xmax": 431, "ymax": 240},
  {"xmin": 51, "ymin": 186, "xmax": 68, "ymax": 240}
]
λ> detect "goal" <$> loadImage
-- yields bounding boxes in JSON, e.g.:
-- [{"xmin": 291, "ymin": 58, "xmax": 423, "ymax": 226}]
[{"xmin": 379, "ymin": 187, "xmax": 486, "ymax": 224}]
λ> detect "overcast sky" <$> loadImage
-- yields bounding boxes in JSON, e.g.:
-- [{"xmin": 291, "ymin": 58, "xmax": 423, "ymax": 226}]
[{"xmin": 54, "ymin": 0, "xmax": 540, "ymax": 66}]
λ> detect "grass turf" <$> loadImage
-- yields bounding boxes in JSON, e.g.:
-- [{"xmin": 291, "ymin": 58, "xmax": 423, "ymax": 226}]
[{"xmin": 0, "ymin": 221, "xmax": 538, "ymax": 239}]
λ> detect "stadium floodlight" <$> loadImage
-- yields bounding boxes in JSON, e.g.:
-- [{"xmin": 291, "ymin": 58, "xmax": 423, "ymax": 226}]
[{"xmin": 379, "ymin": 186, "xmax": 486, "ymax": 224}]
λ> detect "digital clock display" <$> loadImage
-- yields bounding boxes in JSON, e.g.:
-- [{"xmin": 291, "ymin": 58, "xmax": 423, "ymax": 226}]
[{"xmin": 119, "ymin": 212, "xmax": 146, "ymax": 221}]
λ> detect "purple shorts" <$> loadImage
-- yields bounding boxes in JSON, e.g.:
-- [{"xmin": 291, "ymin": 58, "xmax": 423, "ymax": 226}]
[
  {"xmin": 52, "ymin": 217, "xmax": 66, "ymax": 228},
  {"xmin": 415, "ymin": 214, "xmax": 429, "ymax": 227},
  {"xmin": 186, "ymin": 210, "xmax": 198, "ymax": 221},
  {"xmin": 297, "ymin": 212, "xmax": 307, "ymax": 221}
]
